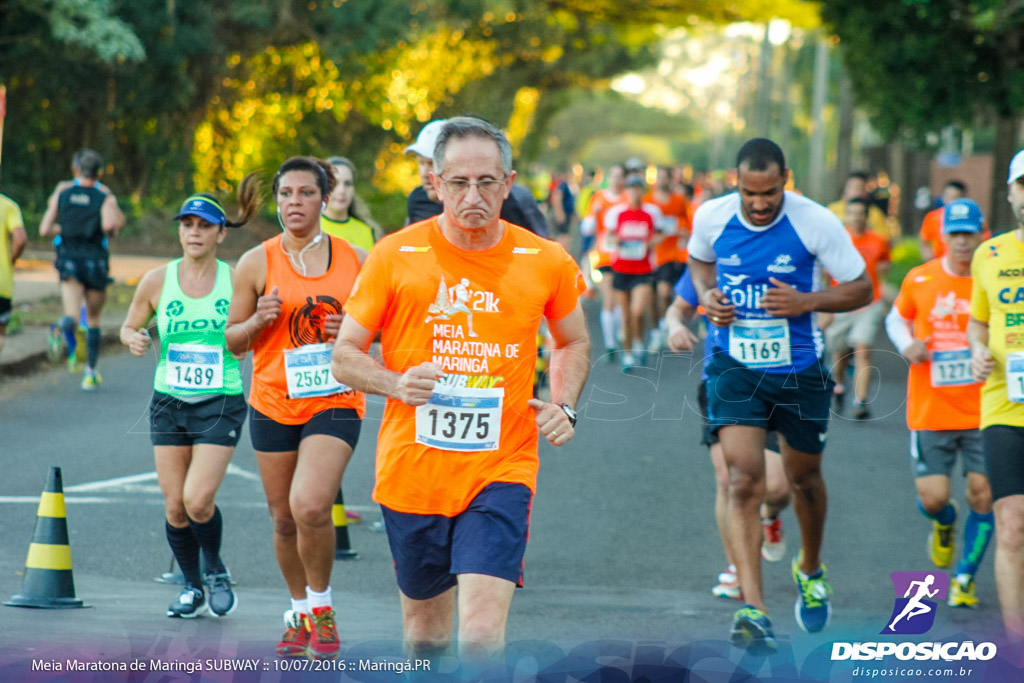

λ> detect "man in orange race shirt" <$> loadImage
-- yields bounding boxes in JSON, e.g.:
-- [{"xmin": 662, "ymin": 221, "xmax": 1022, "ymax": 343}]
[
  {"xmin": 885, "ymin": 197, "xmax": 993, "ymax": 608},
  {"xmin": 332, "ymin": 117, "xmax": 590, "ymax": 670},
  {"xmin": 826, "ymin": 197, "xmax": 891, "ymax": 419}
]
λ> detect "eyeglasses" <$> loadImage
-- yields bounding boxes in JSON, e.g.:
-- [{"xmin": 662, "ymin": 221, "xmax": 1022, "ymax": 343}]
[{"xmin": 438, "ymin": 176, "xmax": 508, "ymax": 196}]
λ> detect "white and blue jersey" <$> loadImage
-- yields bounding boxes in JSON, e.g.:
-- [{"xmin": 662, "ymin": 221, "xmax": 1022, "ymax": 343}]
[{"xmin": 687, "ymin": 191, "xmax": 865, "ymax": 374}]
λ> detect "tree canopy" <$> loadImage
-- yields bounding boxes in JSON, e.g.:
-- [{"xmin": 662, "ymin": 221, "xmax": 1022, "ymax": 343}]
[{"xmin": 1, "ymin": 0, "xmax": 825, "ymax": 222}]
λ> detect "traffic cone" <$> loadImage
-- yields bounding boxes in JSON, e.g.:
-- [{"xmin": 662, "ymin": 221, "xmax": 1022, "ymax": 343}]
[
  {"xmin": 333, "ymin": 489, "xmax": 357, "ymax": 560},
  {"xmin": 6, "ymin": 467, "xmax": 88, "ymax": 608}
]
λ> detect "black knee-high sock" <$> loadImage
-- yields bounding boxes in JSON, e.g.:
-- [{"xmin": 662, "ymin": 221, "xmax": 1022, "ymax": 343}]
[
  {"xmin": 189, "ymin": 506, "xmax": 225, "ymax": 575},
  {"xmin": 165, "ymin": 521, "xmax": 203, "ymax": 588},
  {"xmin": 86, "ymin": 327, "xmax": 101, "ymax": 369}
]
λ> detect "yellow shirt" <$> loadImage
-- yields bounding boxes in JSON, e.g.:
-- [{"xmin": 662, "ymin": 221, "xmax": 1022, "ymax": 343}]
[
  {"xmin": 970, "ymin": 230, "xmax": 1024, "ymax": 428},
  {"xmin": 828, "ymin": 200, "xmax": 893, "ymax": 242},
  {"xmin": 320, "ymin": 214, "xmax": 374, "ymax": 252},
  {"xmin": 0, "ymin": 194, "xmax": 25, "ymax": 299}
]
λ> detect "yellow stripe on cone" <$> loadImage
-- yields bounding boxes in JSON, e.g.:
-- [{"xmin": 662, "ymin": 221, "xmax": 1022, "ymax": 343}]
[
  {"xmin": 26, "ymin": 543, "xmax": 73, "ymax": 571},
  {"xmin": 37, "ymin": 492, "xmax": 66, "ymax": 518}
]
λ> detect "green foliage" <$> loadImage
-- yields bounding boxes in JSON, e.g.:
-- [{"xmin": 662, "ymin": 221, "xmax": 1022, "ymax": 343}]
[
  {"xmin": 2, "ymin": 0, "xmax": 828, "ymax": 226},
  {"xmin": 820, "ymin": 0, "xmax": 1014, "ymax": 139},
  {"xmin": 886, "ymin": 237, "xmax": 923, "ymax": 287}
]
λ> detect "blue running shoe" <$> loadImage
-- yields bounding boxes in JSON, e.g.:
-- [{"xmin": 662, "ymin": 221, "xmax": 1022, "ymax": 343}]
[
  {"xmin": 792, "ymin": 556, "xmax": 832, "ymax": 633},
  {"xmin": 731, "ymin": 605, "xmax": 777, "ymax": 654}
]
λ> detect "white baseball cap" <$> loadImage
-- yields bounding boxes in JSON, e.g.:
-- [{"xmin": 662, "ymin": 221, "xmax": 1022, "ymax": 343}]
[
  {"xmin": 1008, "ymin": 149, "xmax": 1024, "ymax": 184},
  {"xmin": 404, "ymin": 119, "xmax": 447, "ymax": 158}
]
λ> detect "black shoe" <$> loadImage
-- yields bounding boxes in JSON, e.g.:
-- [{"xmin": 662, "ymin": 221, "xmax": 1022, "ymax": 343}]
[
  {"xmin": 167, "ymin": 584, "xmax": 206, "ymax": 618},
  {"xmin": 832, "ymin": 386, "xmax": 846, "ymax": 414},
  {"xmin": 852, "ymin": 403, "xmax": 870, "ymax": 420},
  {"xmin": 204, "ymin": 571, "xmax": 237, "ymax": 617}
]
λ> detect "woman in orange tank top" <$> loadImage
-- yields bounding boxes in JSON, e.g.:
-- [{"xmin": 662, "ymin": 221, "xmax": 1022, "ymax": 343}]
[{"xmin": 226, "ymin": 157, "xmax": 368, "ymax": 661}]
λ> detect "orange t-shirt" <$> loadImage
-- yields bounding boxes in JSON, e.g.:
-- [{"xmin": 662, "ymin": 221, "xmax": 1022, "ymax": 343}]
[
  {"xmin": 249, "ymin": 234, "xmax": 366, "ymax": 424},
  {"xmin": 848, "ymin": 229, "xmax": 891, "ymax": 302},
  {"xmin": 892, "ymin": 258, "xmax": 980, "ymax": 431},
  {"xmin": 586, "ymin": 189, "xmax": 626, "ymax": 269},
  {"xmin": 644, "ymin": 191, "xmax": 692, "ymax": 266},
  {"xmin": 344, "ymin": 218, "xmax": 585, "ymax": 516}
]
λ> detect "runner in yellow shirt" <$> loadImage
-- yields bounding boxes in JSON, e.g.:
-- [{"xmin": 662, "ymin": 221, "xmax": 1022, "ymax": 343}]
[{"xmin": 967, "ymin": 149, "xmax": 1024, "ymax": 639}]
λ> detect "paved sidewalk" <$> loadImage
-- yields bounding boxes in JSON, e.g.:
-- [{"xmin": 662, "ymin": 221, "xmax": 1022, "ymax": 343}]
[{"xmin": 2, "ymin": 251, "xmax": 167, "ymax": 375}]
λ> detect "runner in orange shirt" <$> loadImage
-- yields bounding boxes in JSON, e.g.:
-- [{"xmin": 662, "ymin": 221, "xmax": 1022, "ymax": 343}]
[
  {"xmin": 886, "ymin": 197, "xmax": 992, "ymax": 607},
  {"xmin": 333, "ymin": 117, "xmax": 589, "ymax": 670},
  {"xmin": 226, "ymin": 156, "xmax": 368, "ymax": 660},
  {"xmin": 826, "ymin": 197, "xmax": 891, "ymax": 419},
  {"xmin": 645, "ymin": 166, "xmax": 692, "ymax": 353},
  {"xmin": 580, "ymin": 164, "xmax": 626, "ymax": 357}
]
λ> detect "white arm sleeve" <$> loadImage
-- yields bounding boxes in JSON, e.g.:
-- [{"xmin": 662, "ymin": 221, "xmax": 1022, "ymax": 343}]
[{"xmin": 884, "ymin": 304, "xmax": 916, "ymax": 354}]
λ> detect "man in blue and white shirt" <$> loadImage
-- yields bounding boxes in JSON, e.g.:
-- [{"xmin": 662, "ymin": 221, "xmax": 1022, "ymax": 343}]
[{"xmin": 687, "ymin": 138, "xmax": 872, "ymax": 653}]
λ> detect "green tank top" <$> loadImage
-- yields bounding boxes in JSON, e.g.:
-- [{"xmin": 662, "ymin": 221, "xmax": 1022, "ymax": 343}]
[
  {"xmin": 320, "ymin": 214, "xmax": 374, "ymax": 251},
  {"xmin": 154, "ymin": 259, "xmax": 242, "ymax": 397}
]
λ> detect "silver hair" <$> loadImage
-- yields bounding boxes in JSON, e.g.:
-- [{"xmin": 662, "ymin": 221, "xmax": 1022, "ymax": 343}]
[{"xmin": 433, "ymin": 116, "xmax": 513, "ymax": 177}]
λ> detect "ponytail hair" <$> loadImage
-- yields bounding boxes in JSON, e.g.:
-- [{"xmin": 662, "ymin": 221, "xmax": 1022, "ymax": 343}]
[{"xmin": 229, "ymin": 173, "xmax": 264, "ymax": 228}]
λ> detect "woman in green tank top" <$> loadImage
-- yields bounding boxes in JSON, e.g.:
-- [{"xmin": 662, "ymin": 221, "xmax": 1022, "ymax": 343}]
[{"xmin": 118, "ymin": 188, "xmax": 258, "ymax": 619}]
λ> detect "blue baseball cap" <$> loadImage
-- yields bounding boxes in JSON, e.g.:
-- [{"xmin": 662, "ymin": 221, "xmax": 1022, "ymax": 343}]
[
  {"xmin": 173, "ymin": 195, "xmax": 226, "ymax": 225},
  {"xmin": 942, "ymin": 198, "xmax": 983, "ymax": 234}
]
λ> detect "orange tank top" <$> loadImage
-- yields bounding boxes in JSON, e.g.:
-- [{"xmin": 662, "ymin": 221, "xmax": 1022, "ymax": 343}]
[{"xmin": 248, "ymin": 234, "xmax": 366, "ymax": 424}]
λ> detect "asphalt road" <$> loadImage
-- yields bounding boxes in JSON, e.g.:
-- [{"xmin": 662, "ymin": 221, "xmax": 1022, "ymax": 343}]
[{"xmin": 0, "ymin": 303, "xmax": 1017, "ymax": 681}]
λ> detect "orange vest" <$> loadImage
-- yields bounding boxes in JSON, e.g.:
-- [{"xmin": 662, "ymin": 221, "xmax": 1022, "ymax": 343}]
[{"xmin": 248, "ymin": 234, "xmax": 366, "ymax": 424}]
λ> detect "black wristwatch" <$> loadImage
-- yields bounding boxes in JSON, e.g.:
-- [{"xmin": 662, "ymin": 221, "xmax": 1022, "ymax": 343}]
[{"xmin": 559, "ymin": 403, "xmax": 578, "ymax": 427}]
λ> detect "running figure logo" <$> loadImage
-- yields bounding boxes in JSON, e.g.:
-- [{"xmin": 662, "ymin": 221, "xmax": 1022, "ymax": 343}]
[
  {"xmin": 425, "ymin": 276, "xmax": 478, "ymax": 338},
  {"xmin": 288, "ymin": 295, "xmax": 343, "ymax": 346},
  {"xmin": 882, "ymin": 571, "xmax": 949, "ymax": 635}
]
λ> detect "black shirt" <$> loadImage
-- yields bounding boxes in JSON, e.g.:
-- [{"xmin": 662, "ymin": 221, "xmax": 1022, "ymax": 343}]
[{"xmin": 57, "ymin": 184, "xmax": 107, "ymax": 254}]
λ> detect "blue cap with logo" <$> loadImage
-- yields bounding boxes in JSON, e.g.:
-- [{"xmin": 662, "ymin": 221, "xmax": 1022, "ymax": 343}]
[
  {"xmin": 173, "ymin": 195, "xmax": 226, "ymax": 225},
  {"xmin": 942, "ymin": 198, "xmax": 983, "ymax": 234}
]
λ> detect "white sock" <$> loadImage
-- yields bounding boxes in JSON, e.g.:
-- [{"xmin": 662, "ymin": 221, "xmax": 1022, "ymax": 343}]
[
  {"xmin": 306, "ymin": 586, "xmax": 332, "ymax": 610},
  {"xmin": 600, "ymin": 309, "xmax": 616, "ymax": 350},
  {"xmin": 291, "ymin": 597, "xmax": 309, "ymax": 615}
]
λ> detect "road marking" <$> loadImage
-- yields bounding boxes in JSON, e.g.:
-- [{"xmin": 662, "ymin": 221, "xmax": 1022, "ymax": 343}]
[
  {"xmin": 64, "ymin": 463, "xmax": 263, "ymax": 493},
  {"xmin": 65, "ymin": 471, "xmax": 158, "ymax": 493},
  {"xmin": 226, "ymin": 463, "xmax": 262, "ymax": 482}
]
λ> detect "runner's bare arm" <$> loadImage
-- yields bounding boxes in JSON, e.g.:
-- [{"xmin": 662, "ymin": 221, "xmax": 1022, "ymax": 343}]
[
  {"xmin": 967, "ymin": 316, "xmax": 995, "ymax": 382},
  {"xmin": 544, "ymin": 303, "xmax": 589, "ymax": 410},
  {"xmin": 101, "ymin": 193, "xmax": 126, "ymax": 236},
  {"xmin": 529, "ymin": 303, "xmax": 589, "ymax": 446},
  {"xmin": 120, "ymin": 267, "xmax": 163, "ymax": 356},
  {"xmin": 10, "ymin": 225, "xmax": 27, "ymax": 263},
  {"xmin": 225, "ymin": 247, "xmax": 276, "ymax": 354},
  {"xmin": 760, "ymin": 271, "xmax": 872, "ymax": 317},
  {"xmin": 665, "ymin": 296, "xmax": 699, "ymax": 352},
  {"xmin": 332, "ymin": 316, "xmax": 439, "ymax": 406},
  {"xmin": 38, "ymin": 185, "xmax": 64, "ymax": 237},
  {"xmin": 688, "ymin": 256, "xmax": 735, "ymax": 327}
]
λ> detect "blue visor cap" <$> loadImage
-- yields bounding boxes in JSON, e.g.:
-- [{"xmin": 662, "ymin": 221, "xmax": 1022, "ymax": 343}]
[
  {"xmin": 174, "ymin": 195, "xmax": 226, "ymax": 225},
  {"xmin": 942, "ymin": 198, "xmax": 983, "ymax": 234}
]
